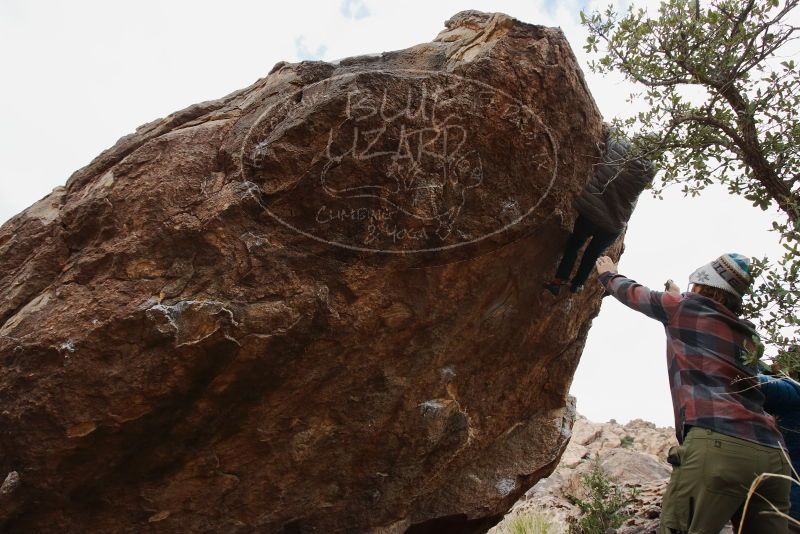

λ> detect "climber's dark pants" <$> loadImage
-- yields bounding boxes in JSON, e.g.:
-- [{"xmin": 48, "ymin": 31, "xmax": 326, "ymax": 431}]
[
  {"xmin": 659, "ymin": 427, "xmax": 791, "ymax": 534},
  {"xmin": 554, "ymin": 214, "xmax": 620, "ymax": 287}
]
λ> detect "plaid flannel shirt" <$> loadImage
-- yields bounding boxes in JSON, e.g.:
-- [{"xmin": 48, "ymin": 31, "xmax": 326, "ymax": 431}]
[{"xmin": 599, "ymin": 272, "xmax": 784, "ymax": 448}]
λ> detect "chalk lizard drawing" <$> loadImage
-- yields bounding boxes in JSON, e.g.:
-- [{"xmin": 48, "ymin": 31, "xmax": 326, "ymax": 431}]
[{"xmin": 239, "ymin": 69, "xmax": 558, "ymax": 254}]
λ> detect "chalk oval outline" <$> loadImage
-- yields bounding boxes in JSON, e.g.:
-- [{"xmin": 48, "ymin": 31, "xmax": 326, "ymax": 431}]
[{"xmin": 239, "ymin": 68, "xmax": 559, "ymax": 254}]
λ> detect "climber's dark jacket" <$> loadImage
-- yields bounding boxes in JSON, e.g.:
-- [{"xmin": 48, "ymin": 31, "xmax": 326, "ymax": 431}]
[{"xmin": 573, "ymin": 135, "xmax": 656, "ymax": 233}]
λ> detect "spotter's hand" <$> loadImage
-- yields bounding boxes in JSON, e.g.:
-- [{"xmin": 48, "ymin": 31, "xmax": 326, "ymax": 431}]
[{"xmin": 664, "ymin": 279, "xmax": 680, "ymax": 294}]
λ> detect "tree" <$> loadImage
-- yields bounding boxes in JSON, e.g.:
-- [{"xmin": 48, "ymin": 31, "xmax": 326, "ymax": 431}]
[{"xmin": 581, "ymin": 0, "xmax": 800, "ymax": 371}]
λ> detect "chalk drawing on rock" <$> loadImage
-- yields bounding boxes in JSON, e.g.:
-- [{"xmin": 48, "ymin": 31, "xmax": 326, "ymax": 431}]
[{"xmin": 241, "ymin": 70, "xmax": 558, "ymax": 254}]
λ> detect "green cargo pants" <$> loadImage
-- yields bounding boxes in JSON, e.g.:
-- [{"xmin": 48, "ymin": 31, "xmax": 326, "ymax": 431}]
[{"xmin": 659, "ymin": 427, "xmax": 792, "ymax": 534}]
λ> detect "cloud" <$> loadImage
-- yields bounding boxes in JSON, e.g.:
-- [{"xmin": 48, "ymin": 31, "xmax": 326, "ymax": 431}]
[
  {"xmin": 294, "ymin": 36, "xmax": 328, "ymax": 61},
  {"xmin": 340, "ymin": 0, "xmax": 370, "ymax": 20}
]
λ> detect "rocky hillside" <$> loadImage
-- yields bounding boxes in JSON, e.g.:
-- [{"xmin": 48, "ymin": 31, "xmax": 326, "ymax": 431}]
[{"xmin": 491, "ymin": 415, "xmax": 729, "ymax": 534}]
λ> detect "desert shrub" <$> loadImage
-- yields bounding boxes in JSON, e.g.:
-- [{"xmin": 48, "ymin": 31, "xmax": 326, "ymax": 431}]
[
  {"xmin": 568, "ymin": 454, "xmax": 638, "ymax": 534},
  {"xmin": 620, "ymin": 435, "xmax": 634, "ymax": 449}
]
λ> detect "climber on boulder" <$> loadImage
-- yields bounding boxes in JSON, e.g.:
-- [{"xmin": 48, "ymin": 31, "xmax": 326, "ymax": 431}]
[
  {"xmin": 543, "ymin": 124, "xmax": 654, "ymax": 295},
  {"xmin": 595, "ymin": 253, "xmax": 791, "ymax": 534}
]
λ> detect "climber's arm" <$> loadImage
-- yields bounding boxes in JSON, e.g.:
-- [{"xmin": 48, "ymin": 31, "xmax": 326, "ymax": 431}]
[{"xmin": 595, "ymin": 258, "xmax": 682, "ymax": 323}]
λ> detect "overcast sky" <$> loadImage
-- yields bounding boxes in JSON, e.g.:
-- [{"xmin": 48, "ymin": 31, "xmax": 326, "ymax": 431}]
[{"xmin": 0, "ymin": 0, "xmax": 792, "ymax": 427}]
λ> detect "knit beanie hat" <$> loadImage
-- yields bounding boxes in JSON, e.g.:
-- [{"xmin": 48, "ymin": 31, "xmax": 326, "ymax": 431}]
[{"xmin": 688, "ymin": 253, "xmax": 753, "ymax": 300}]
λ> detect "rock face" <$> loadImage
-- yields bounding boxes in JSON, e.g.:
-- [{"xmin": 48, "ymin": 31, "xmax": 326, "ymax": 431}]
[{"xmin": 0, "ymin": 11, "xmax": 608, "ymax": 533}]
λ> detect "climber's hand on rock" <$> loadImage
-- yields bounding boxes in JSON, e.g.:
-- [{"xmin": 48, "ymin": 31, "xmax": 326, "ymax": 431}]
[
  {"xmin": 664, "ymin": 279, "xmax": 680, "ymax": 294},
  {"xmin": 595, "ymin": 256, "xmax": 617, "ymax": 275}
]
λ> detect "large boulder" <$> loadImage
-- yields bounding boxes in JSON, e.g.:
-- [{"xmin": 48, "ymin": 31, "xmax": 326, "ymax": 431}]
[{"xmin": 0, "ymin": 10, "xmax": 608, "ymax": 533}]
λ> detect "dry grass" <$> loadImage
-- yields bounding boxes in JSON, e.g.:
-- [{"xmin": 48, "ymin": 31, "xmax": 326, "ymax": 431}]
[
  {"xmin": 495, "ymin": 509, "xmax": 560, "ymax": 534},
  {"xmin": 737, "ymin": 445, "xmax": 800, "ymax": 533}
]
